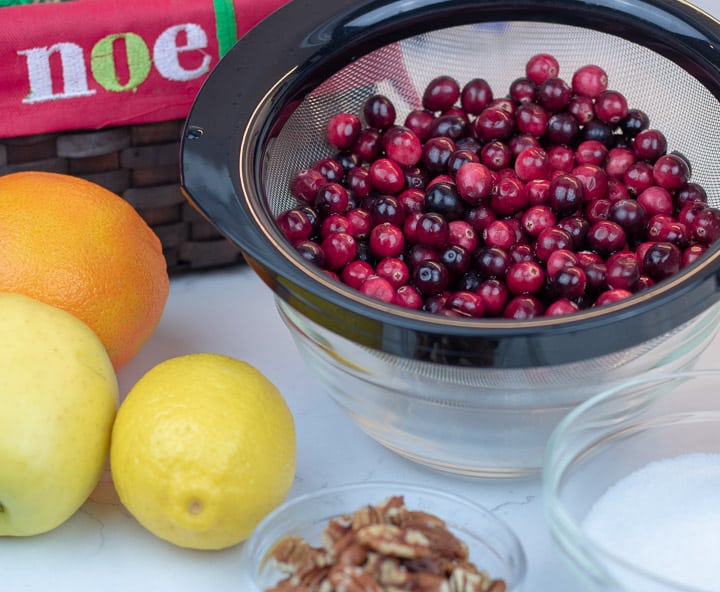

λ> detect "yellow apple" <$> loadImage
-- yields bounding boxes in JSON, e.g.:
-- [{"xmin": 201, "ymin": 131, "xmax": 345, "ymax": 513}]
[{"xmin": 0, "ymin": 293, "xmax": 119, "ymax": 536}]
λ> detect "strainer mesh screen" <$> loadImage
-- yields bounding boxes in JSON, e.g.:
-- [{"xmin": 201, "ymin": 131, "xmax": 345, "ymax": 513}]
[{"xmin": 263, "ymin": 21, "xmax": 720, "ymax": 214}]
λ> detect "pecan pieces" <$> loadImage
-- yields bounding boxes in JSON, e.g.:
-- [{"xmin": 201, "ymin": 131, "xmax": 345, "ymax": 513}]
[{"xmin": 264, "ymin": 495, "xmax": 507, "ymax": 592}]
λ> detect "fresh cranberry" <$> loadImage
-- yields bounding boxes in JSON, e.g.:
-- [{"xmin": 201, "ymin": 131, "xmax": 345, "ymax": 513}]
[
  {"xmin": 586, "ymin": 219, "xmax": 626, "ymax": 256},
  {"xmin": 395, "ymin": 284, "xmax": 424, "ymax": 309},
  {"xmin": 321, "ymin": 232, "xmax": 357, "ymax": 269},
  {"xmin": 447, "ymin": 220, "xmax": 478, "ymax": 251},
  {"xmin": 575, "ymin": 140, "xmax": 608, "ymax": 166},
  {"xmin": 335, "ymin": 150, "xmax": 360, "ymax": 172},
  {"xmin": 351, "ymin": 128, "xmax": 382, "ymax": 162},
  {"xmin": 406, "ymin": 244, "xmax": 439, "ymax": 270},
  {"xmin": 375, "ymin": 257, "xmax": 410, "ymax": 288},
  {"xmin": 403, "ymin": 211, "xmax": 423, "ymax": 244},
  {"xmin": 369, "ymin": 195, "xmax": 405, "ymax": 227},
  {"xmin": 474, "ymin": 246, "xmax": 510, "ymax": 278},
  {"xmin": 477, "ymin": 279, "xmax": 508, "ymax": 316},
  {"xmin": 345, "ymin": 167, "xmax": 371, "ymax": 198},
  {"xmin": 683, "ymin": 244, "xmax": 708, "ymax": 267},
  {"xmin": 341, "ymin": 260, "xmax": 374, "ymax": 289},
  {"xmin": 427, "ymin": 174, "xmax": 454, "ymax": 189},
  {"xmin": 537, "ymin": 77, "xmax": 572, "ymax": 112},
  {"xmin": 425, "ymin": 182, "xmax": 465, "ymax": 221},
  {"xmin": 583, "ymin": 261, "xmax": 608, "ymax": 294},
  {"xmin": 548, "ymin": 265, "xmax": 587, "ymax": 300},
  {"xmin": 379, "ymin": 126, "xmax": 421, "ymax": 167},
  {"xmin": 480, "ymin": 140, "xmax": 512, "ymax": 170},
  {"xmin": 675, "ymin": 182, "xmax": 708, "ymax": 209},
  {"xmin": 547, "ymin": 145, "xmax": 576, "ymax": 173},
  {"xmin": 632, "ymin": 129, "xmax": 667, "ymax": 162},
  {"xmin": 572, "ymin": 64, "xmax": 608, "ymax": 97},
  {"xmin": 604, "ymin": 147, "xmax": 636, "ymax": 179},
  {"xmin": 362, "ymin": 94, "xmax": 396, "ymax": 130},
  {"xmin": 546, "ymin": 248, "xmax": 579, "ymax": 277},
  {"xmin": 608, "ymin": 199, "xmax": 648, "ymax": 237},
  {"xmin": 620, "ymin": 109, "xmax": 650, "ymax": 138},
  {"xmin": 572, "ymin": 164, "xmax": 608, "ymax": 201},
  {"xmin": 515, "ymin": 146, "xmax": 551, "ymax": 182},
  {"xmin": 320, "ymin": 213, "xmax": 351, "ymax": 238},
  {"xmin": 534, "ymin": 226, "xmax": 574, "ymax": 262},
  {"xmin": 633, "ymin": 275, "xmax": 655, "ymax": 292},
  {"xmin": 416, "ymin": 212, "xmax": 449, "ymax": 248},
  {"xmin": 548, "ymin": 174, "xmax": 584, "ymax": 216},
  {"xmin": 503, "ymin": 294, "xmax": 544, "ymax": 319},
  {"xmin": 277, "ymin": 208, "xmax": 313, "ymax": 243},
  {"xmin": 413, "ymin": 260, "xmax": 449, "ymax": 295},
  {"xmin": 455, "ymin": 162, "xmax": 493, "ymax": 204},
  {"xmin": 642, "ymin": 241, "xmax": 681, "ymax": 281},
  {"xmin": 677, "ymin": 201, "xmax": 707, "ymax": 229},
  {"xmin": 509, "ymin": 134, "xmax": 541, "ymax": 158},
  {"xmin": 637, "ymin": 185, "xmax": 673, "ymax": 217},
  {"xmin": 313, "ymin": 157, "xmax": 345, "ymax": 182},
  {"xmin": 483, "ymin": 219, "xmax": 517, "ymax": 250},
  {"xmin": 369, "ymin": 222, "xmax": 405, "ymax": 258},
  {"xmin": 584, "ymin": 199, "xmax": 611, "ymax": 224},
  {"xmin": 594, "ymin": 90, "xmax": 628, "ymax": 124},
  {"xmin": 526, "ymin": 53, "xmax": 560, "ymax": 85},
  {"xmin": 545, "ymin": 112, "xmax": 579, "ymax": 145},
  {"xmin": 568, "ymin": 95, "xmax": 596, "ymax": 124},
  {"xmin": 594, "ymin": 289, "xmax": 633, "ymax": 307},
  {"xmin": 446, "ymin": 290, "xmax": 485, "ymax": 317},
  {"xmin": 359, "ymin": 275, "xmax": 396, "ymax": 303},
  {"xmin": 422, "ymin": 136, "xmax": 456, "ymax": 174},
  {"xmin": 475, "ymin": 107, "xmax": 516, "ymax": 141},
  {"xmin": 427, "ymin": 114, "xmax": 471, "ymax": 141},
  {"xmin": 397, "ymin": 188, "xmax": 425, "ymax": 214},
  {"xmin": 491, "ymin": 176, "xmax": 529, "ymax": 216},
  {"xmin": 557, "ymin": 215, "xmax": 590, "ymax": 249},
  {"xmin": 653, "ymin": 153, "xmax": 690, "ymax": 190},
  {"xmin": 326, "ymin": 112, "xmax": 361, "ymax": 149},
  {"xmin": 606, "ymin": 178, "xmax": 630, "ymax": 202},
  {"xmin": 447, "ymin": 149, "xmax": 480, "ymax": 178},
  {"xmin": 526, "ymin": 178, "xmax": 551, "ymax": 206},
  {"xmin": 521, "ymin": 205, "xmax": 556, "ymax": 238},
  {"xmin": 605, "ymin": 251, "xmax": 640, "ymax": 290},
  {"xmin": 290, "ymin": 168, "xmax": 326, "ymax": 203},
  {"xmin": 515, "ymin": 103, "xmax": 549, "ymax": 137},
  {"xmin": 691, "ymin": 207, "xmax": 720, "ymax": 244},
  {"xmin": 440, "ymin": 244, "xmax": 472, "ymax": 276},
  {"xmin": 402, "ymin": 167, "xmax": 429, "ymax": 192},
  {"xmin": 368, "ymin": 158, "xmax": 405, "ymax": 195},
  {"xmin": 423, "ymin": 75, "xmax": 460, "ymax": 112},
  {"xmin": 623, "ymin": 161, "xmax": 655, "ymax": 195},
  {"xmin": 314, "ymin": 182, "xmax": 349, "ymax": 216},
  {"xmin": 546, "ymin": 298, "xmax": 580, "ymax": 316},
  {"xmin": 580, "ymin": 120, "xmax": 614, "ymax": 147},
  {"xmin": 345, "ymin": 208, "xmax": 371, "ymax": 239},
  {"xmin": 508, "ymin": 243, "xmax": 535, "ymax": 264},
  {"xmin": 461, "ymin": 77, "xmax": 493, "ymax": 114},
  {"xmin": 647, "ymin": 214, "xmax": 688, "ymax": 247},
  {"xmin": 404, "ymin": 109, "xmax": 435, "ymax": 142}
]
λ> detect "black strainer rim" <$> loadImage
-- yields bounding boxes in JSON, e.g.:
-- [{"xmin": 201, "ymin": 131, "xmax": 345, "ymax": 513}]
[{"xmin": 181, "ymin": 0, "xmax": 720, "ymax": 368}]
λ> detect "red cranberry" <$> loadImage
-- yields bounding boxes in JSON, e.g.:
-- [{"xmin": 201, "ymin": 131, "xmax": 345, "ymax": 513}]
[
  {"xmin": 403, "ymin": 211, "xmax": 423, "ymax": 244},
  {"xmin": 491, "ymin": 176, "xmax": 529, "ymax": 216},
  {"xmin": 446, "ymin": 290, "xmax": 485, "ymax": 317},
  {"xmin": 351, "ymin": 128, "xmax": 382, "ymax": 162},
  {"xmin": 477, "ymin": 279, "xmax": 508, "ymax": 316},
  {"xmin": 277, "ymin": 208, "xmax": 313, "ymax": 243},
  {"xmin": 637, "ymin": 185, "xmax": 673, "ymax": 217},
  {"xmin": 691, "ymin": 207, "xmax": 720, "ymax": 244},
  {"xmin": 594, "ymin": 90, "xmax": 628, "ymax": 124},
  {"xmin": 653, "ymin": 153, "xmax": 690, "ymax": 190},
  {"xmin": 623, "ymin": 161, "xmax": 655, "ymax": 195},
  {"xmin": 605, "ymin": 251, "xmax": 640, "ymax": 290},
  {"xmin": 683, "ymin": 244, "xmax": 708, "ymax": 267},
  {"xmin": 425, "ymin": 182, "xmax": 465, "ymax": 221},
  {"xmin": 677, "ymin": 201, "xmax": 707, "ymax": 229},
  {"xmin": 380, "ymin": 126, "xmax": 422, "ymax": 167},
  {"xmin": 586, "ymin": 220, "xmax": 626, "ymax": 255},
  {"xmin": 575, "ymin": 140, "xmax": 608, "ymax": 166},
  {"xmin": 606, "ymin": 177, "xmax": 630, "ymax": 202},
  {"xmin": 475, "ymin": 246, "xmax": 510, "ymax": 278},
  {"xmin": 320, "ymin": 213, "xmax": 352, "ymax": 238},
  {"xmin": 557, "ymin": 215, "xmax": 590, "ymax": 249},
  {"xmin": 314, "ymin": 157, "xmax": 345, "ymax": 182},
  {"xmin": 440, "ymin": 244, "xmax": 471, "ymax": 276},
  {"xmin": 427, "ymin": 174, "xmax": 454, "ymax": 189},
  {"xmin": 475, "ymin": 107, "xmax": 516, "ymax": 141},
  {"xmin": 375, "ymin": 257, "xmax": 410, "ymax": 288},
  {"xmin": 428, "ymin": 114, "xmax": 471, "ymax": 141},
  {"xmin": 642, "ymin": 241, "xmax": 681, "ymax": 281},
  {"xmin": 455, "ymin": 162, "xmax": 493, "ymax": 203},
  {"xmin": 508, "ymin": 242, "xmax": 534, "ymax": 264},
  {"xmin": 406, "ymin": 244, "xmax": 439, "ymax": 270},
  {"xmin": 448, "ymin": 220, "xmax": 478, "ymax": 251},
  {"xmin": 604, "ymin": 147, "xmax": 636, "ymax": 179},
  {"xmin": 314, "ymin": 182, "xmax": 349, "ymax": 216},
  {"xmin": 508, "ymin": 77, "xmax": 537, "ymax": 104},
  {"xmin": 505, "ymin": 261, "xmax": 545, "ymax": 295},
  {"xmin": 447, "ymin": 149, "xmax": 480, "ymax": 178},
  {"xmin": 572, "ymin": 164, "xmax": 608, "ymax": 201},
  {"xmin": 362, "ymin": 94, "xmax": 396, "ymax": 130},
  {"xmin": 548, "ymin": 265, "xmax": 587, "ymax": 300},
  {"xmin": 423, "ymin": 75, "xmax": 460, "ymax": 112},
  {"xmin": 484, "ymin": 219, "xmax": 517, "ymax": 250},
  {"xmin": 360, "ymin": 275, "xmax": 396, "ymax": 303},
  {"xmin": 647, "ymin": 214, "xmax": 688, "ymax": 247},
  {"xmin": 608, "ymin": 199, "xmax": 648, "ymax": 237},
  {"xmin": 526, "ymin": 178, "xmax": 551, "ymax": 206},
  {"xmin": 515, "ymin": 102, "xmax": 550, "ymax": 137},
  {"xmin": 346, "ymin": 167, "xmax": 371, "ymax": 197},
  {"xmin": 580, "ymin": 119, "xmax": 614, "ymax": 147},
  {"xmin": 369, "ymin": 222, "xmax": 405, "ymax": 258},
  {"xmin": 632, "ymin": 129, "xmax": 667, "ymax": 162},
  {"xmin": 583, "ymin": 261, "xmax": 608, "ymax": 294},
  {"xmin": 422, "ymin": 136, "xmax": 456, "ymax": 175},
  {"xmin": 465, "ymin": 204, "xmax": 497, "ymax": 232},
  {"xmin": 503, "ymin": 294, "xmax": 544, "ymax": 319},
  {"xmin": 413, "ymin": 260, "xmax": 449, "ymax": 295},
  {"xmin": 404, "ymin": 109, "xmax": 435, "ymax": 142},
  {"xmin": 546, "ymin": 248, "xmax": 579, "ymax": 277},
  {"xmin": 548, "ymin": 174, "xmax": 584, "ymax": 217},
  {"xmin": 335, "ymin": 150, "xmax": 360, "ymax": 172},
  {"xmin": 595, "ymin": 289, "xmax": 632, "ymax": 307},
  {"xmin": 537, "ymin": 77, "xmax": 572, "ymax": 112},
  {"xmin": 676, "ymin": 182, "xmax": 708, "ymax": 209},
  {"xmin": 509, "ymin": 134, "xmax": 541, "ymax": 158},
  {"xmin": 326, "ymin": 112, "xmax": 361, "ymax": 149},
  {"xmin": 568, "ymin": 95, "xmax": 596, "ymax": 124},
  {"xmin": 416, "ymin": 212, "xmax": 450, "ymax": 248},
  {"xmin": 571, "ymin": 64, "xmax": 608, "ymax": 98},
  {"xmin": 521, "ymin": 205, "xmax": 556, "ymax": 238},
  {"xmin": 397, "ymin": 188, "xmax": 425, "ymax": 214},
  {"xmin": 290, "ymin": 168, "xmax": 326, "ymax": 203},
  {"xmin": 515, "ymin": 146, "xmax": 551, "ymax": 182},
  {"xmin": 620, "ymin": 109, "xmax": 650, "ymax": 138},
  {"xmin": 547, "ymin": 145, "xmax": 576, "ymax": 173},
  {"xmin": 321, "ymin": 232, "xmax": 357, "ymax": 269},
  {"xmin": 480, "ymin": 140, "xmax": 512, "ymax": 170},
  {"xmin": 584, "ymin": 199, "xmax": 611, "ymax": 224},
  {"xmin": 395, "ymin": 284, "xmax": 423, "ymax": 310},
  {"xmin": 345, "ymin": 208, "xmax": 371, "ymax": 239},
  {"xmin": 534, "ymin": 226, "xmax": 574, "ymax": 262},
  {"xmin": 546, "ymin": 298, "xmax": 580, "ymax": 316},
  {"xmin": 461, "ymin": 78, "xmax": 493, "ymax": 114},
  {"xmin": 341, "ymin": 260, "xmax": 374, "ymax": 289},
  {"xmin": 369, "ymin": 195, "xmax": 405, "ymax": 227},
  {"xmin": 526, "ymin": 53, "xmax": 560, "ymax": 85},
  {"xmin": 369, "ymin": 158, "xmax": 405, "ymax": 195}
]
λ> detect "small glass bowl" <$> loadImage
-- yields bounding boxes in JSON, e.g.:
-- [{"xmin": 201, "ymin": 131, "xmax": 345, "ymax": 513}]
[
  {"xmin": 238, "ymin": 481, "xmax": 527, "ymax": 590},
  {"xmin": 543, "ymin": 369, "xmax": 720, "ymax": 591}
]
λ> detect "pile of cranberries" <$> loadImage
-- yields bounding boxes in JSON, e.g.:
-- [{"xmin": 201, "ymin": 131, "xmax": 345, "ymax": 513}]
[{"xmin": 276, "ymin": 53, "xmax": 720, "ymax": 319}]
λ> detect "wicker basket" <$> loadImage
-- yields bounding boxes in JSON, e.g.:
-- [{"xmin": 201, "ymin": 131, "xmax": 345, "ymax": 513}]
[{"xmin": 0, "ymin": 120, "xmax": 245, "ymax": 274}]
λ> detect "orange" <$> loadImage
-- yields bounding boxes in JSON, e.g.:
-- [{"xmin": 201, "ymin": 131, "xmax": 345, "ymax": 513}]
[{"xmin": 0, "ymin": 171, "xmax": 169, "ymax": 370}]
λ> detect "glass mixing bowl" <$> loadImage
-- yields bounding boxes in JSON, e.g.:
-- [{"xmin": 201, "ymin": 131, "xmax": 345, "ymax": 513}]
[{"xmin": 544, "ymin": 369, "xmax": 720, "ymax": 591}]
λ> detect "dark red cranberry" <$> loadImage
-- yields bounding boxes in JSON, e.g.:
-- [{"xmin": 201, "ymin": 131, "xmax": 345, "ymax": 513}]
[
  {"xmin": 623, "ymin": 161, "xmax": 655, "ymax": 195},
  {"xmin": 632, "ymin": 129, "xmax": 667, "ymax": 162},
  {"xmin": 653, "ymin": 153, "xmax": 690, "ymax": 190},
  {"xmin": 335, "ymin": 150, "xmax": 360, "ymax": 172},
  {"xmin": 447, "ymin": 149, "xmax": 480, "ymax": 177},
  {"xmin": 606, "ymin": 178, "xmax": 630, "ymax": 202},
  {"xmin": 683, "ymin": 244, "xmax": 708, "ymax": 267},
  {"xmin": 402, "ymin": 167, "xmax": 428, "ymax": 192},
  {"xmin": 295, "ymin": 239, "xmax": 325, "ymax": 267},
  {"xmin": 595, "ymin": 289, "xmax": 633, "ymax": 307},
  {"xmin": 675, "ymin": 182, "xmax": 708, "ymax": 210},
  {"xmin": 537, "ymin": 77, "xmax": 572, "ymax": 112},
  {"xmin": 277, "ymin": 208, "xmax": 313, "ymax": 244},
  {"xmin": 375, "ymin": 257, "xmax": 410, "ymax": 288},
  {"xmin": 605, "ymin": 251, "xmax": 640, "ymax": 290},
  {"xmin": 548, "ymin": 174, "xmax": 584, "ymax": 217},
  {"xmin": 594, "ymin": 90, "xmax": 628, "ymax": 124},
  {"xmin": 491, "ymin": 176, "xmax": 529, "ymax": 216},
  {"xmin": 619, "ymin": 109, "xmax": 650, "ymax": 138},
  {"xmin": 546, "ymin": 298, "xmax": 580, "ymax": 316},
  {"xmin": 691, "ymin": 207, "xmax": 720, "ymax": 244},
  {"xmin": 547, "ymin": 145, "xmax": 576, "ymax": 173},
  {"xmin": 508, "ymin": 243, "xmax": 535, "ymax": 265},
  {"xmin": 423, "ymin": 75, "xmax": 460, "ymax": 112},
  {"xmin": 351, "ymin": 128, "xmax": 382, "ymax": 162},
  {"xmin": 647, "ymin": 214, "xmax": 688, "ymax": 247},
  {"xmin": 321, "ymin": 232, "xmax": 357, "ymax": 269},
  {"xmin": 424, "ymin": 182, "xmax": 465, "ymax": 221},
  {"xmin": 575, "ymin": 140, "xmax": 608, "ymax": 166},
  {"xmin": 440, "ymin": 244, "xmax": 472, "ymax": 277},
  {"xmin": 583, "ymin": 261, "xmax": 608, "ymax": 294},
  {"xmin": 548, "ymin": 265, "xmax": 587, "ymax": 300},
  {"xmin": 346, "ymin": 167, "xmax": 372, "ymax": 198},
  {"xmin": 423, "ymin": 292, "xmax": 451, "ymax": 314},
  {"xmin": 397, "ymin": 188, "xmax": 425, "ymax": 215},
  {"xmin": 557, "ymin": 215, "xmax": 590, "ymax": 249},
  {"xmin": 477, "ymin": 279, "xmax": 508, "ymax": 316},
  {"xmin": 608, "ymin": 199, "xmax": 648, "ymax": 237},
  {"xmin": 415, "ymin": 212, "xmax": 450, "ymax": 248},
  {"xmin": 642, "ymin": 241, "xmax": 681, "ymax": 281},
  {"xmin": 534, "ymin": 226, "xmax": 574, "ymax": 262},
  {"xmin": 413, "ymin": 260, "xmax": 449, "ymax": 295},
  {"xmin": 677, "ymin": 201, "xmax": 707, "ymax": 229},
  {"xmin": 360, "ymin": 275, "xmax": 396, "ymax": 303},
  {"xmin": 369, "ymin": 222, "xmax": 405, "ymax": 259},
  {"xmin": 586, "ymin": 220, "xmax": 626, "ymax": 256},
  {"xmin": 369, "ymin": 195, "xmax": 405, "ymax": 227},
  {"xmin": 314, "ymin": 182, "xmax": 349, "ymax": 216},
  {"xmin": 326, "ymin": 112, "xmax": 361, "ymax": 149},
  {"xmin": 404, "ymin": 109, "xmax": 436, "ymax": 142},
  {"xmin": 428, "ymin": 114, "xmax": 470, "ymax": 141},
  {"xmin": 515, "ymin": 147, "xmax": 551, "ymax": 182},
  {"xmin": 422, "ymin": 136, "xmax": 456, "ymax": 175},
  {"xmin": 480, "ymin": 140, "xmax": 512, "ymax": 170},
  {"xmin": 515, "ymin": 102, "xmax": 549, "ymax": 137},
  {"xmin": 567, "ymin": 95, "xmax": 596, "ymax": 124},
  {"xmin": 320, "ymin": 213, "xmax": 352, "ymax": 239},
  {"xmin": 483, "ymin": 219, "xmax": 517, "ymax": 250},
  {"xmin": 313, "ymin": 157, "xmax": 345, "ymax": 182},
  {"xmin": 461, "ymin": 78, "xmax": 494, "ymax": 114},
  {"xmin": 341, "ymin": 260, "xmax": 374, "ymax": 289},
  {"xmin": 465, "ymin": 204, "xmax": 497, "ymax": 232},
  {"xmin": 445, "ymin": 290, "xmax": 484, "ymax": 317},
  {"xmin": 545, "ymin": 112, "xmax": 579, "ymax": 145},
  {"xmin": 509, "ymin": 134, "xmax": 541, "ymax": 158},
  {"xmin": 362, "ymin": 94, "xmax": 396, "ymax": 130},
  {"xmin": 395, "ymin": 284, "xmax": 423, "ymax": 310},
  {"xmin": 546, "ymin": 248, "xmax": 578, "ymax": 277},
  {"xmin": 526, "ymin": 178, "xmax": 551, "ymax": 206},
  {"xmin": 290, "ymin": 168, "xmax": 326, "ymax": 203},
  {"xmin": 503, "ymin": 294, "xmax": 544, "ymax": 319},
  {"xmin": 633, "ymin": 275, "xmax": 655, "ymax": 292},
  {"xmin": 637, "ymin": 186, "xmax": 673, "ymax": 217},
  {"xmin": 488, "ymin": 97, "xmax": 515, "ymax": 114},
  {"xmin": 580, "ymin": 119, "xmax": 614, "ymax": 147},
  {"xmin": 475, "ymin": 107, "xmax": 516, "ymax": 141},
  {"xmin": 584, "ymin": 199, "xmax": 611, "ymax": 224},
  {"xmin": 345, "ymin": 208, "xmax": 371, "ymax": 239},
  {"xmin": 475, "ymin": 246, "xmax": 510, "ymax": 278},
  {"xmin": 526, "ymin": 53, "xmax": 559, "ymax": 85},
  {"xmin": 571, "ymin": 64, "xmax": 608, "ymax": 97},
  {"xmin": 604, "ymin": 146, "xmax": 636, "ymax": 179},
  {"xmin": 572, "ymin": 164, "xmax": 608, "ymax": 201},
  {"xmin": 508, "ymin": 77, "xmax": 537, "ymax": 104}
]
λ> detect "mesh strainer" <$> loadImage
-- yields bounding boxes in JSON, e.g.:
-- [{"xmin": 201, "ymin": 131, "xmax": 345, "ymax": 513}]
[{"xmin": 181, "ymin": 0, "xmax": 720, "ymax": 370}]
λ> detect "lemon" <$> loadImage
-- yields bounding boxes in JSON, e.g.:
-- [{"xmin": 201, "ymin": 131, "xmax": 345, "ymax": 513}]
[{"xmin": 110, "ymin": 353, "xmax": 296, "ymax": 550}]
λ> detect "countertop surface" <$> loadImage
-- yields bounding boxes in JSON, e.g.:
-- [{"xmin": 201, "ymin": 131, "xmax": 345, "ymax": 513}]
[
  {"xmin": 3, "ymin": 263, "xmax": 720, "ymax": 591},
  {"xmin": 3, "ymin": 0, "xmax": 719, "ymax": 588}
]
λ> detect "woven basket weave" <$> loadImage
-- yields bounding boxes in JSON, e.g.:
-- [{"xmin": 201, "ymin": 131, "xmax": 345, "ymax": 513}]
[{"xmin": 0, "ymin": 120, "xmax": 245, "ymax": 274}]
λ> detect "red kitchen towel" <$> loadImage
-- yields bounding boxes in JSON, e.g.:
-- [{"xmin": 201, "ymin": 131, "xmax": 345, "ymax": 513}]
[{"xmin": 0, "ymin": 0, "xmax": 289, "ymax": 138}]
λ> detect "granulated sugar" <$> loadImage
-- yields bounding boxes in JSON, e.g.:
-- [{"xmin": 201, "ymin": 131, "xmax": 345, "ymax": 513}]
[{"xmin": 582, "ymin": 452, "xmax": 720, "ymax": 590}]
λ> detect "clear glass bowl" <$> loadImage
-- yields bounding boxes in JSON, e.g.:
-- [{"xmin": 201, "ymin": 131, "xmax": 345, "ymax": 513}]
[
  {"xmin": 278, "ymin": 298, "xmax": 720, "ymax": 478},
  {"xmin": 543, "ymin": 369, "xmax": 720, "ymax": 591},
  {"xmin": 238, "ymin": 481, "xmax": 526, "ymax": 591}
]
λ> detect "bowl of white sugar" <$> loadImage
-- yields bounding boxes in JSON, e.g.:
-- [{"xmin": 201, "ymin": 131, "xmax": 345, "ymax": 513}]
[{"xmin": 543, "ymin": 369, "xmax": 720, "ymax": 592}]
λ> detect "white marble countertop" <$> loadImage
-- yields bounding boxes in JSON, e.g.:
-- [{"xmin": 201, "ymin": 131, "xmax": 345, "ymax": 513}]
[{"xmin": 3, "ymin": 262, "xmax": 720, "ymax": 591}]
